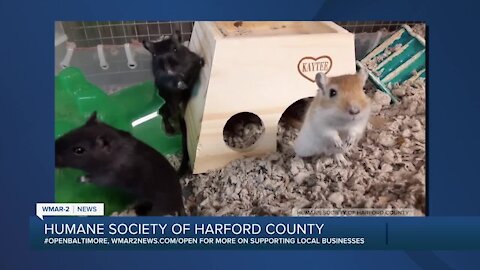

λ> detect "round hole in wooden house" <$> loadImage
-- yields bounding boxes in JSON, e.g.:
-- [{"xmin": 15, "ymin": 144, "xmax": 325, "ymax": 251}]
[
  {"xmin": 223, "ymin": 112, "xmax": 265, "ymax": 150},
  {"xmin": 277, "ymin": 97, "xmax": 313, "ymax": 151},
  {"xmin": 278, "ymin": 97, "xmax": 313, "ymax": 129}
]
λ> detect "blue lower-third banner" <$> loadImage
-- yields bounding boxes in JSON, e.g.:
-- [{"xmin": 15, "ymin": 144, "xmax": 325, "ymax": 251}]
[{"xmin": 29, "ymin": 217, "xmax": 480, "ymax": 250}]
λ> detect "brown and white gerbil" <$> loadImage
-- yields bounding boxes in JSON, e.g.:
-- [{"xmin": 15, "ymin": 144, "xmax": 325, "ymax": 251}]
[{"xmin": 293, "ymin": 68, "xmax": 371, "ymax": 165}]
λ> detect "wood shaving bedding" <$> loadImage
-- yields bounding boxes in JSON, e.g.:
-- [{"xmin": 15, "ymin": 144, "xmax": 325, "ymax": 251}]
[
  {"xmin": 223, "ymin": 113, "xmax": 266, "ymax": 149},
  {"xmin": 411, "ymin": 24, "xmax": 426, "ymax": 39}
]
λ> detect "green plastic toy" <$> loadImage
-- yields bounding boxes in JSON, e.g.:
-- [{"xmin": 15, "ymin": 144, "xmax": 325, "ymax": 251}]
[
  {"xmin": 55, "ymin": 67, "xmax": 182, "ymax": 215},
  {"xmin": 357, "ymin": 24, "xmax": 426, "ymax": 102}
]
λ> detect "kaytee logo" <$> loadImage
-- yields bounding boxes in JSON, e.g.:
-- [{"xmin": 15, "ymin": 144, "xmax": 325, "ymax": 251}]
[{"xmin": 297, "ymin": 56, "xmax": 332, "ymax": 82}]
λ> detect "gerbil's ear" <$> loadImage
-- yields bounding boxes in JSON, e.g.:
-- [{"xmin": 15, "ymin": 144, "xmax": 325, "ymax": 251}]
[
  {"xmin": 143, "ymin": 40, "xmax": 154, "ymax": 53},
  {"xmin": 95, "ymin": 135, "xmax": 111, "ymax": 151},
  {"xmin": 357, "ymin": 66, "xmax": 369, "ymax": 84},
  {"xmin": 315, "ymin": 72, "xmax": 328, "ymax": 95},
  {"xmin": 86, "ymin": 112, "xmax": 99, "ymax": 126},
  {"xmin": 171, "ymin": 31, "xmax": 182, "ymax": 44}
]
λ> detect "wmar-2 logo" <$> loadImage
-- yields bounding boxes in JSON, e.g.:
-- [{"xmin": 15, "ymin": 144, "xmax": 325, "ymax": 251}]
[{"xmin": 297, "ymin": 56, "xmax": 332, "ymax": 82}]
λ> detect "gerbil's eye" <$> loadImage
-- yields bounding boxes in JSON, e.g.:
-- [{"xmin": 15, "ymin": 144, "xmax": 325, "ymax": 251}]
[
  {"xmin": 173, "ymin": 47, "xmax": 177, "ymax": 52},
  {"xmin": 72, "ymin": 147, "xmax": 85, "ymax": 155},
  {"xmin": 329, "ymin": 89, "xmax": 337, "ymax": 98}
]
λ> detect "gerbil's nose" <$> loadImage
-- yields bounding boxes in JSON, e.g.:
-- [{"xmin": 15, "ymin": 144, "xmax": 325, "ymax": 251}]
[{"xmin": 349, "ymin": 107, "xmax": 360, "ymax": 115}]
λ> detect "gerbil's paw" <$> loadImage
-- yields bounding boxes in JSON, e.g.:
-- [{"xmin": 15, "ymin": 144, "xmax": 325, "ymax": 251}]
[
  {"xmin": 331, "ymin": 136, "xmax": 344, "ymax": 150},
  {"xmin": 345, "ymin": 135, "xmax": 358, "ymax": 149},
  {"xmin": 164, "ymin": 123, "xmax": 176, "ymax": 135},
  {"xmin": 134, "ymin": 202, "xmax": 153, "ymax": 216},
  {"xmin": 177, "ymin": 80, "xmax": 188, "ymax": 90},
  {"xmin": 79, "ymin": 175, "xmax": 90, "ymax": 183},
  {"xmin": 334, "ymin": 154, "xmax": 349, "ymax": 166}
]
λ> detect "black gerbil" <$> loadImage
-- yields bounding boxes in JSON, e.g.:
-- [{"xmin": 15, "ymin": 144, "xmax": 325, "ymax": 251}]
[
  {"xmin": 55, "ymin": 112, "xmax": 185, "ymax": 216},
  {"xmin": 143, "ymin": 31, "xmax": 204, "ymax": 177}
]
